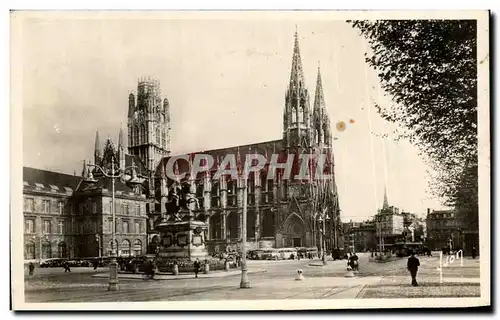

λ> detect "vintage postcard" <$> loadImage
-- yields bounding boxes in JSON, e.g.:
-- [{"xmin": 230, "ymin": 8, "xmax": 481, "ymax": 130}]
[{"xmin": 11, "ymin": 10, "xmax": 490, "ymax": 310}]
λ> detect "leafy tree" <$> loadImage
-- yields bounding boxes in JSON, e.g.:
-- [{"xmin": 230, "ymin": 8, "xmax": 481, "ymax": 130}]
[{"xmin": 349, "ymin": 20, "xmax": 478, "ymax": 226}]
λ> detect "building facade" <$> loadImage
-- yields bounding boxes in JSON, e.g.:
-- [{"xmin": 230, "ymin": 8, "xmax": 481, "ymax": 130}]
[
  {"xmin": 23, "ymin": 135, "xmax": 151, "ymax": 262},
  {"xmin": 23, "ymin": 31, "xmax": 342, "ymax": 260},
  {"xmin": 375, "ymin": 188, "xmax": 404, "ymax": 249},
  {"xmin": 149, "ymin": 31, "xmax": 342, "ymax": 254}
]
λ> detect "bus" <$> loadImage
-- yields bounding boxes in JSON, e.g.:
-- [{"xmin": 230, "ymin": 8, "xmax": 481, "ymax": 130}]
[
  {"xmin": 278, "ymin": 248, "xmax": 298, "ymax": 260},
  {"xmin": 260, "ymin": 248, "xmax": 280, "ymax": 260}
]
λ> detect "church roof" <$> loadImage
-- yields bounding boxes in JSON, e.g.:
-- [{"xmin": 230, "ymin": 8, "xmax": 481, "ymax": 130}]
[{"xmin": 156, "ymin": 139, "xmax": 283, "ymax": 180}]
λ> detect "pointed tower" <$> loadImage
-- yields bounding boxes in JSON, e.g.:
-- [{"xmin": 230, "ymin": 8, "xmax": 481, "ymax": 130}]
[
  {"xmin": 383, "ymin": 186, "xmax": 389, "ymax": 210},
  {"xmin": 283, "ymin": 30, "xmax": 311, "ymax": 153},
  {"xmin": 313, "ymin": 63, "xmax": 332, "ymax": 150},
  {"xmin": 118, "ymin": 126, "xmax": 126, "ymax": 171},
  {"xmin": 94, "ymin": 130, "xmax": 101, "ymax": 165}
]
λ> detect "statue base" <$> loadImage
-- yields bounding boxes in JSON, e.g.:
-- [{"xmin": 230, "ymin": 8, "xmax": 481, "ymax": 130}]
[{"xmin": 156, "ymin": 218, "xmax": 209, "ymax": 261}]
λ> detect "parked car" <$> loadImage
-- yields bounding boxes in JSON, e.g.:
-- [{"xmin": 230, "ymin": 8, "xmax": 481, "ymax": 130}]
[
  {"xmin": 247, "ymin": 250, "xmax": 264, "ymax": 260},
  {"xmin": 40, "ymin": 258, "xmax": 66, "ymax": 268},
  {"xmin": 331, "ymin": 248, "xmax": 344, "ymax": 261},
  {"xmin": 124, "ymin": 256, "xmax": 151, "ymax": 273}
]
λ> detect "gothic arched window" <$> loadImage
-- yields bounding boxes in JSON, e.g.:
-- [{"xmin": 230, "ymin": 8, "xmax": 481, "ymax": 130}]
[
  {"xmin": 291, "ymin": 107, "xmax": 297, "ymax": 124},
  {"xmin": 156, "ymin": 127, "xmax": 160, "ymax": 145},
  {"xmin": 134, "ymin": 126, "xmax": 140, "ymax": 145},
  {"xmin": 323, "ymin": 124, "xmax": 329, "ymax": 144},
  {"xmin": 162, "ymin": 130, "xmax": 166, "ymax": 149},
  {"xmin": 140, "ymin": 125, "xmax": 146, "ymax": 144},
  {"xmin": 298, "ymin": 106, "xmax": 304, "ymax": 124}
]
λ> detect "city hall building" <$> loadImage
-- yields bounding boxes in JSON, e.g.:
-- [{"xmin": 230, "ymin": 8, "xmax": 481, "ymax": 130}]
[{"xmin": 23, "ymin": 31, "xmax": 341, "ymax": 261}]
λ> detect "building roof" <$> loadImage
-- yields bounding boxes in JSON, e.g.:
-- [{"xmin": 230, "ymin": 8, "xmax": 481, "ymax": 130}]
[
  {"xmin": 23, "ymin": 167, "xmax": 82, "ymax": 194},
  {"xmin": 156, "ymin": 139, "xmax": 283, "ymax": 180}
]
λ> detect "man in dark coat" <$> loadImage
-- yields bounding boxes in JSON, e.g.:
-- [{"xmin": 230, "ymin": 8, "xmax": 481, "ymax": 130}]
[
  {"xmin": 28, "ymin": 262, "xmax": 35, "ymax": 276},
  {"xmin": 407, "ymin": 251, "xmax": 420, "ymax": 286},
  {"xmin": 471, "ymin": 247, "xmax": 477, "ymax": 259},
  {"xmin": 193, "ymin": 258, "xmax": 200, "ymax": 278}
]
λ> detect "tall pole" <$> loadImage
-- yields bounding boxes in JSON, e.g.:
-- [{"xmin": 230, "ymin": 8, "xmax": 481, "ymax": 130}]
[
  {"xmin": 39, "ymin": 237, "xmax": 42, "ymax": 264},
  {"xmin": 240, "ymin": 171, "xmax": 250, "ymax": 288},
  {"xmin": 108, "ymin": 157, "xmax": 119, "ymax": 291},
  {"xmin": 322, "ymin": 217, "xmax": 327, "ymax": 265}
]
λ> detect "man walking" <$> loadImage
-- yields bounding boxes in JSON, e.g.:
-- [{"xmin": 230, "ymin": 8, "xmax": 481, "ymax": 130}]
[
  {"xmin": 407, "ymin": 250, "xmax": 420, "ymax": 286},
  {"xmin": 193, "ymin": 258, "xmax": 200, "ymax": 278},
  {"xmin": 28, "ymin": 262, "xmax": 35, "ymax": 276},
  {"xmin": 63, "ymin": 261, "xmax": 71, "ymax": 273},
  {"xmin": 471, "ymin": 246, "xmax": 477, "ymax": 259}
]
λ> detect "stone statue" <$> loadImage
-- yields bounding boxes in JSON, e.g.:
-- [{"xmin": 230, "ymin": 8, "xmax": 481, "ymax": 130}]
[
  {"xmin": 182, "ymin": 182, "xmax": 200, "ymax": 211},
  {"xmin": 166, "ymin": 182, "xmax": 200, "ymax": 220}
]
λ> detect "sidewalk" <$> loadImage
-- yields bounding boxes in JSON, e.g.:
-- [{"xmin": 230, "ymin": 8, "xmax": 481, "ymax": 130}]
[
  {"xmin": 357, "ymin": 256, "xmax": 481, "ymax": 299},
  {"xmin": 92, "ymin": 268, "xmax": 267, "ymax": 280}
]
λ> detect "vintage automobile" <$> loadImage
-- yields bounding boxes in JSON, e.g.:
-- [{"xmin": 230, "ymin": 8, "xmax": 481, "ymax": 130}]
[
  {"xmin": 331, "ymin": 248, "xmax": 345, "ymax": 261},
  {"xmin": 40, "ymin": 258, "xmax": 65, "ymax": 268},
  {"xmin": 278, "ymin": 248, "xmax": 298, "ymax": 260}
]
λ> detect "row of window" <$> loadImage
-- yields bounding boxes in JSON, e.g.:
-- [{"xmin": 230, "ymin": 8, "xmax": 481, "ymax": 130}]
[
  {"xmin": 24, "ymin": 241, "xmax": 68, "ymax": 260},
  {"xmin": 107, "ymin": 239, "xmax": 143, "ymax": 257},
  {"xmin": 130, "ymin": 125, "xmax": 167, "ymax": 149},
  {"xmin": 25, "ymin": 218, "xmax": 65, "ymax": 234},
  {"xmin": 24, "ymin": 240, "xmax": 144, "ymax": 260},
  {"xmin": 107, "ymin": 219, "xmax": 144, "ymax": 234},
  {"xmin": 24, "ymin": 197, "xmax": 145, "ymax": 216},
  {"xmin": 25, "ymin": 218, "xmax": 145, "ymax": 235},
  {"xmin": 24, "ymin": 198, "xmax": 63, "ymax": 214}
]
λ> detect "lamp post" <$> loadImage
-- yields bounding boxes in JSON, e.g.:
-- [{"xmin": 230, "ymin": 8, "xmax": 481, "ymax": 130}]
[
  {"xmin": 239, "ymin": 165, "xmax": 250, "ymax": 289},
  {"xmin": 318, "ymin": 212, "xmax": 330, "ymax": 266},
  {"xmin": 84, "ymin": 157, "xmax": 144, "ymax": 292}
]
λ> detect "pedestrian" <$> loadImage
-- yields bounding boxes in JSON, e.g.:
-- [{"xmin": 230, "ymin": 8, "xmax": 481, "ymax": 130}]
[
  {"xmin": 407, "ymin": 250, "xmax": 420, "ymax": 287},
  {"xmin": 93, "ymin": 259, "xmax": 98, "ymax": 270},
  {"xmin": 64, "ymin": 261, "xmax": 71, "ymax": 273},
  {"xmin": 193, "ymin": 258, "xmax": 200, "ymax": 278},
  {"xmin": 471, "ymin": 246, "xmax": 477, "ymax": 259},
  {"xmin": 28, "ymin": 262, "xmax": 35, "ymax": 276}
]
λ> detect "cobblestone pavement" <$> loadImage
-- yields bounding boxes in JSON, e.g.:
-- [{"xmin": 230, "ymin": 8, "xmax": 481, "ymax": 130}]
[{"xmin": 23, "ymin": 253, "xmax": 481, "ymax": 302}]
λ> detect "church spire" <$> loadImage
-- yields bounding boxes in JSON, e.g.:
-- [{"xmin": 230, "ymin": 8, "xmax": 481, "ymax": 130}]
[
  {"xmin": 314, "ymin": 62, "xmax": 326, "ymax": 112},
  {"xmin": 289, "ymin": 28, "xmax": 305, "ymax": 88},
  {"xmin": 118, "ymin": 125, "xmax": 124, "ymax": 150},
  {"xmin": 118, "ymin": 125, "xmax": 125, "ymax": 171},
  {"xmin": 383, "ymin": 186, "xmax": 389, "ymax": 209},
  {"xmin": 94, "ymin": 130, "xmax": 101, "ymax": 165}
]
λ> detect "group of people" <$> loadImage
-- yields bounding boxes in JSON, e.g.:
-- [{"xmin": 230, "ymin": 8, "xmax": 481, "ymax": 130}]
[{"xmin": 347, "ymin": 252, "xmax": 359, "ymax": 271}]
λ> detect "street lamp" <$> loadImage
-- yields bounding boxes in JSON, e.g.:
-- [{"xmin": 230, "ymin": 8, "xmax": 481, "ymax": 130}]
[
  {"xmin": 84, "ymin": 157, "xmax": 144, "ymax": 291},
  {"xmin": 239, "ymin": 165, "xmax": 250, "ymax": 289},
  {"xmin": 318, "ymin": 212, "xmax": 330, "ymax": 266}
]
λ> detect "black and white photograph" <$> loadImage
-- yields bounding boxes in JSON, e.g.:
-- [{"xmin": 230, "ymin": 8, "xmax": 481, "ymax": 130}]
[{"xmin": 10, "ymin": 10, "xmax": 490, "ymax": 310}]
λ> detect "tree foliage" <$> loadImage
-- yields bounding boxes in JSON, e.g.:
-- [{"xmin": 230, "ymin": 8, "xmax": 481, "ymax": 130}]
[{"xmin": 349, "ymin": 20, "xmax": 478, "ymax": 224}]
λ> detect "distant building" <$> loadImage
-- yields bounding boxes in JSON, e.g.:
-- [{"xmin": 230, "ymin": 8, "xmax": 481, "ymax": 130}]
[
  {"xmin": 426, "ymin": 208, "xmax": 460, "ymax": 250},
  {"xmin": 342, "ymin": 220, "xmax": 376, "ymax": 253},
  {"xmin": 402, "ymin": 211, "xmax": 426, "ymax": 242},
  {"xmin": 375, "ymin": 188, "xmax": 404, "ymax": 250}
]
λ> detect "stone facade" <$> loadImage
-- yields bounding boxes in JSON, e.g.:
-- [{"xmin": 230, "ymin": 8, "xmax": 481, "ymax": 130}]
[{"xmin": 147, "ymin": 31, "xmax": 342, "ymax": 254}]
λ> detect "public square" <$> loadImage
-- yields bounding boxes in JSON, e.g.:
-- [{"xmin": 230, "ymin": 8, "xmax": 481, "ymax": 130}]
[{"xmin": 24, "ymin": 253, "xmax": 480, "ymax": 302}]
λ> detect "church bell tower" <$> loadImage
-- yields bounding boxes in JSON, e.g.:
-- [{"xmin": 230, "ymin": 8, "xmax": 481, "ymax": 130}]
[{"xmin": 127, "ymin": 77, "xmax": 171, "ymax": 172}]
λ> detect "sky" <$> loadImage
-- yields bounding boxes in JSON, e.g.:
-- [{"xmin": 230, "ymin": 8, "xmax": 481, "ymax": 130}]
[{"xmin": 20, "ymin": 13, "xmax": 447, "ymax": 222}]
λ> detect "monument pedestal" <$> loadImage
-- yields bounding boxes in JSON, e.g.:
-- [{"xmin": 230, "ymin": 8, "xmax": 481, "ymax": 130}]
[{"xmin": 156, "ymin": 218, "xmax": 209, "ymax": 261}]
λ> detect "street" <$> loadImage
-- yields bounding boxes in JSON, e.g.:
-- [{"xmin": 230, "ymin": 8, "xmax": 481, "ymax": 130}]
[{"xmin": 23, "ymin": 253, "xmax": 480, "ymax": 302}]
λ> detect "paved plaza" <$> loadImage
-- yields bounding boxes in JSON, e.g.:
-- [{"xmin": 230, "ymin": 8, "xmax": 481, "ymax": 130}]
[{"xmin": 23, "ymin": 253, "xmax": 481, "ymax": 303}]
